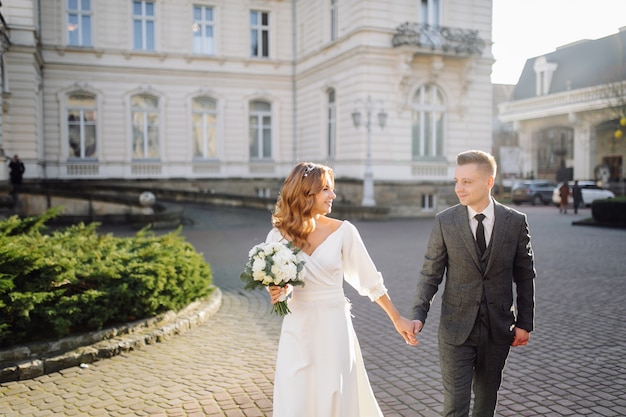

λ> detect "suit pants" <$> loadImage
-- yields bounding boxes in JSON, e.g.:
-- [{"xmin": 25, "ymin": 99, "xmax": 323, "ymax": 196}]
[{"xmin": 439, "ymin": 304, "xmax": 511, "ymax": 417}]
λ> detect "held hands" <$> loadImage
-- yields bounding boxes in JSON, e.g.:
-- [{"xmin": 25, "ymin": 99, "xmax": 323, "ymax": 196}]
[
  {"xmin": 393, "ymin": 317, "xmax": 421, "ymax": 346},
  {"xmin": 268, "ymin": 285, "xmax": 292, "ymax": 305},
  {"xmin": 511, "ymin": 327, "xmax": 530, "ymax": 347}
]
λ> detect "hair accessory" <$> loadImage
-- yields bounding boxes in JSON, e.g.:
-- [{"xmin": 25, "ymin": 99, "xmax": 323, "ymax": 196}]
[{"xmin": 302, "ymin": 164, "xmax": 315, "ymax": 178}]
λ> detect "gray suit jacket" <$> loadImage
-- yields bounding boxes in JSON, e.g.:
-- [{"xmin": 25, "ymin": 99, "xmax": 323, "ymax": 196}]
[{"xmin": 411, "ymin": 199, "xmax": 536, "ymax": 345}]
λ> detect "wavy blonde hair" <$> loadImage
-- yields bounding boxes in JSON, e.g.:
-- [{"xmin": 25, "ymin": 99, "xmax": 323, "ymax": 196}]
[{"xmin": 272, "ymin": 162, "xmax": 334, "ymax": 249}]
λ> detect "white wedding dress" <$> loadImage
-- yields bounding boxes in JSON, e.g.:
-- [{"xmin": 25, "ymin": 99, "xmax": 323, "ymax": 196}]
[{"xmin": 266, "ymin": 221, "xmax": 387, "ymax": 417}]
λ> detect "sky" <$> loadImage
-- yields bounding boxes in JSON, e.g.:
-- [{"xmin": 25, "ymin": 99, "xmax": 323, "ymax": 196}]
[{"xmin": 491, "ymin": 0, "xmax": 626, "ymax": 85}]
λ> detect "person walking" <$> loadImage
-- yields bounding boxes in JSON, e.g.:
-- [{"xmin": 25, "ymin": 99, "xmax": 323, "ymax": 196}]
[
  {"xmin": 8, "ymin": 154, "xmax": 25, "ymax": 196},
  {"xmin": 265, "ymin": 161, "xmax": 418, "ymax": 417},
  {"xmin": 558, "ymin": 182, "xmax": 570, "ymax": 214},
  {"xmin": 572, "ymin": 180, "xmax": 583, "ymax": 214},
  {"xmin": 410, "ymin": 150, "xmax": 536, "ymax": 417}
]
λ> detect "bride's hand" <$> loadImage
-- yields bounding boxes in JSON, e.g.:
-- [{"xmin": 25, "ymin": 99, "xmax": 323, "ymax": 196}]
[
  {"xmin": 394, "ymin": 316, "xmax": 420, "ymax": 346},
  {"xmin": 268, "ymin": 285, "xmax": 291, "ymax": 304}
]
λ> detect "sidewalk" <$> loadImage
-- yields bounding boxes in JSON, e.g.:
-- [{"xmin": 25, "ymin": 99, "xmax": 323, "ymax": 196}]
[{"xmin": 0, "ymin": 204, "xmax": 625, "ymax": 416}]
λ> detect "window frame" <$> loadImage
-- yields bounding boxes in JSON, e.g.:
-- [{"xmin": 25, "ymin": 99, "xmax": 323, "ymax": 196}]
[
  {"xmin": 412, "ymin": 83, "xmax": 446, "ymax": 160},
  {"xmin": 330, "ymin": 0, "xmax": 338, "ymax": 41},
  {"xmin": 250, "ymin": 10, "xmax": 270, "ymax": 58},
  {"xmin": 249, "ymin": 100, "xmax": 272, "ymax": 160},
  {"xmin": 66, "ymin": 92, "xmax": 97, "ymax": 160},
  {"xmin": 191, "ymin": 96, "xmax": 218, "ymax": 160},
  {"xmin": 420, "ymin": 0, "xmax": 440, "ymax": 26},
  {"xmin": 132, "ymin": 0, "xmax": 156, "ymax": 51},
  {"xmin": 421, "ymin": 193, "xmax": 436, "ymax": 211},
  {"xmin": 327, "ymin": 88, "xmax": 336, "ymax": 159},
  {"xmin": 67, "ymin": 0, "xmax": 92, "ymax": 47},
  {"xmin": 192, "ymin": 5, "xmax": 215, "ymax": 55},
  {"xmin": 131, "ymin": 94, "xmax": 160, "ymax": 160}
]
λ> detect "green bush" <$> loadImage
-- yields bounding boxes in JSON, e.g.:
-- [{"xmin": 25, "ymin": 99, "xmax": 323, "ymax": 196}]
[
  {"xmin": 591, "ymin": 196, "xmax": 626, "ymax": 225},
  {"xmin": 0, "ymin": 208, "xmax": 213, "ymax": 347}
]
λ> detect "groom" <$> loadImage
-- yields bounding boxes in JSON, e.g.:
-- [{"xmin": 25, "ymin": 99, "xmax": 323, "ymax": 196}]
[{"xmin": 410, "ymin": 150, "xmax": 536, "ymax": 417}]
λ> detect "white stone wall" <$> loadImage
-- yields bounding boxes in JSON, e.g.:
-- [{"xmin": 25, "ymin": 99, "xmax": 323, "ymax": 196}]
[
  {"xmin": 2, "ymin": 0, "xmax": 42, "ymax": 179},
  {"xmin": 2, "ymin": 0, "xmax": 494, "ymax": 198}
]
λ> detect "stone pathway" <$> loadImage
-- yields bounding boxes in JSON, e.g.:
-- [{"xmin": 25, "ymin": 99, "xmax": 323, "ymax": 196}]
[{"xmin": 0, "ymin": 204, "xmax": 625, "ymax": 416}]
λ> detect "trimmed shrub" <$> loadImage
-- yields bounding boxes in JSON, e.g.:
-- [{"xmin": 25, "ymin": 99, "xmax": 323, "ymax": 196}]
[
  {"xmin": 591, "ymin": 196, "xmax": 626, "ymax": 225},
  {"xmin": 0, "ymin": 208, "xmax": 213, "ymax": 347}
]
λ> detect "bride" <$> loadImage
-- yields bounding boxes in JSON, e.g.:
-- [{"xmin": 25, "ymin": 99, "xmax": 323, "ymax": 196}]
[{"xmin": 265, "ymin": 162, "xmax": 419, "ymax": 417}]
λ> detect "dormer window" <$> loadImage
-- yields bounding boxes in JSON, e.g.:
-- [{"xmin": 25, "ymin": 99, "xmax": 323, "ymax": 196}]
[{"xmin": 533, "ymin": 56, "xmax": 558, "ymax": 96}]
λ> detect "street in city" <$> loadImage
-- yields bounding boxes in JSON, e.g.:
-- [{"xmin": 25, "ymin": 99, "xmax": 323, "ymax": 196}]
[{"xmin": 0, "ymin": 203, "xmax": 625, "ymax": 416}]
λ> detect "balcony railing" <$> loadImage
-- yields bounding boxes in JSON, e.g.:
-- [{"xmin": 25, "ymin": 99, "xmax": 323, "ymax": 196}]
[{"xmin": 392, "ymin": 22, "xmax": 485, "ymax": 56}]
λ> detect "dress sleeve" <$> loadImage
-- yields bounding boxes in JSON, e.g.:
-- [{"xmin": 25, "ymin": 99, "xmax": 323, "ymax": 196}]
[{"xmin": 341, "ymin": 221, "xmax": 388, "ymax": 301}]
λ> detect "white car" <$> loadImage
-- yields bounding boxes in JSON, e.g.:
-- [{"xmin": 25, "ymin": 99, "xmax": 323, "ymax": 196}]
[{"xmin": 552, "ymin": 181, "xmax": 615, "ymax": 207}]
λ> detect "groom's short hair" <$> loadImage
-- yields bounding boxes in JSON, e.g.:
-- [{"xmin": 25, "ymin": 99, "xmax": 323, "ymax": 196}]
[{"xmin": 457, "ymin": 150, "xmax": 497, "ymax": 178}]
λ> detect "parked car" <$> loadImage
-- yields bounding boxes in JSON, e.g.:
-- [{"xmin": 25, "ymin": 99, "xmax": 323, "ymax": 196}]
[
  {"xmin": 511, "ymin": 180, "xmax": 558, "ymax": 206},
  {"xmin": 551, "ymin": 181, "xmax": 615, "ymax": 207}
]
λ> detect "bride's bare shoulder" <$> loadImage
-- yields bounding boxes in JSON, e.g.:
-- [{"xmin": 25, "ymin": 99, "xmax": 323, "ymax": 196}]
[{"xmin": 323, "ymin": 216, "xmax": 343, "ymax": 232}]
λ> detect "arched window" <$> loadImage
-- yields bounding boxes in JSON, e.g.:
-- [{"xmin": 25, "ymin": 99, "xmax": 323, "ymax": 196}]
[
  {"xmin": 67, "ymin": 93, "xmax": 97, "ymax": 159},
  {"xmin": 192, "ymin": 96, "xmax": 217, "ymax": 159},
  {"xmin": 327, "ymin": 89, "xmax": 336, "ymax": 159},
  {"xmin": 249, "ymin": 100, "xmax": 272, "ymax": 159},
  {"xmin": 131, "ymin": 94, "xmax": 159, "ymax": 159},
  {"xmin": 412, "ymin": 83, "xmax": 445, "ymax": 159}
]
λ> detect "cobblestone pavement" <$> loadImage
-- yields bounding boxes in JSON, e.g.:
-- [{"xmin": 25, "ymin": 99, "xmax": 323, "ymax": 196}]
[{"xmin": 1, "ymin": 203, "xmax": 625, "ymax": 416}]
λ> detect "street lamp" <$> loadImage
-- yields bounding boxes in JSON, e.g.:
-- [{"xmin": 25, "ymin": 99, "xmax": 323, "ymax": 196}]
[{"xmin": 351, "ymin": 95, "xmax": 387, "ymax": 206}]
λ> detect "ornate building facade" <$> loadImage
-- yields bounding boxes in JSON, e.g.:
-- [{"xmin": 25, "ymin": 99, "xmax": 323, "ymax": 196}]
[
  {"xmin": 499, "ymin": 27, "xmax": 626, "ymax": 194},
  {"xmin": 0, "ymin": 0, "xmax": 493, "ymax": 215}
]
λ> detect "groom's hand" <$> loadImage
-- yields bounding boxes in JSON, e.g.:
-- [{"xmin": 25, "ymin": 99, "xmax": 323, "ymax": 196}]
[
  {"xmin": 394, "ymin": 317, "xmax": 420, "ymax": 346},
  {"xmin": 412, "ymin": 320, "xmax": 423, "ymax": 335}
]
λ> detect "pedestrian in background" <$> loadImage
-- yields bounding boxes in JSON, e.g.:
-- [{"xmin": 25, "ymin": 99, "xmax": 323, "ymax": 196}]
[
  {"xmin": 559, "ymin": 182, "xmax": 570, "ymax": 214},
  {"xmin": 572, "ymin": 180, "xmax": 583, "ymax": 214},
  {"xmin": 410, "ymin": 150, "xmax": 536, "ymax": 417},
  {"xmin": 8, "ymin": 154, "xmax": 25, "ymax": 195}
]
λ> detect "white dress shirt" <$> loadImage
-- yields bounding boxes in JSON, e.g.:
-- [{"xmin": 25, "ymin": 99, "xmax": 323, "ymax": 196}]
[{"xmin": 467, "ymin": 199, "xmax": 495, "ymax": 247}]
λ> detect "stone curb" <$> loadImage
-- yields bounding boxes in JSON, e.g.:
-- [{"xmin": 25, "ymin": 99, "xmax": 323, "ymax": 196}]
[{"xmin": 0, "ymin": 287, "xmax": 222, "ymax": 383}]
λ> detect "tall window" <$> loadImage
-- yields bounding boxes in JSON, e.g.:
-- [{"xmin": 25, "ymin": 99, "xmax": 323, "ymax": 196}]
[
  {"xmin": 192, "ymin": 97, "xmax": 217, "ymax": 159},
  {"xmin": 420, "ymin": 0, "xmax": 440, "ymax": 26},
  {"xmin": 250, "ymin": 11, "xmax": 269, "ymax": 58},
  {"xmin": 330, "ymin": 0, "xmax": 338, "ymax": 41},
  {"xmin": 131, "ymin": 95, "xmax": 159, "ymax": 159},
  {"xmin": 192, "ymin": 5, "xmax": 214, "ymax": 55},
  {"xmin": 133, "ymin": 1, "xmax": 155, "ymax": 51},
  {"xmin": 420, "ymin": 0, "xmax": 441, "ymax": 47},
  {"xmin": 67, "ymin": 93, "xmax": 96, "ymax": 159},
  {"xmin": 249, "ymin": 100, "xmax": 272, "ymax": 159},
  {"xmin": 412, "ymin": 84, "xmax": 445, "ymax": 159},
  {"xmin": 327, "ymin": 89, "xmax": 336, "ymax": 159},
  {"xmin": 67, "ymin": 0, "xmax": 92, "ymax": 47}
]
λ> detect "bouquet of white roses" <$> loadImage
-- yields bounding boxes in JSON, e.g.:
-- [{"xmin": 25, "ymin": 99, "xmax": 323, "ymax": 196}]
[{"xmin": 240, "ymin": 241, "xmax": 305, "ymax": 316}]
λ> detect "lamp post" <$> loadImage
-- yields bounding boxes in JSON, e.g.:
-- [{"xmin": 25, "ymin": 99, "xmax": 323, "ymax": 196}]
[{"xmin": 351, "ymin": 96, "xmax": 387, "ymax": 206}]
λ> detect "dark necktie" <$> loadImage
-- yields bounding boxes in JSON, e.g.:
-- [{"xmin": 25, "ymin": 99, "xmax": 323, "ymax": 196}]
[{"xmin": 475, "ymin": 213, "xmax": 486, "ymax": 255}]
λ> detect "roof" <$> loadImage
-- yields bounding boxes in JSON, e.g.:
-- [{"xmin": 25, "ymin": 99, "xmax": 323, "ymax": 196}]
[{"xmin": 512, "ymin": 28, "xmax": 626, "ymax": 101}]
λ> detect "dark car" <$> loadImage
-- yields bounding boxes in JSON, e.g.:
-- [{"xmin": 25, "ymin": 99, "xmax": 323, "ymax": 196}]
[{"xmin": 511, "ymin": 180, "xmax": 558, "ymax": 206}]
